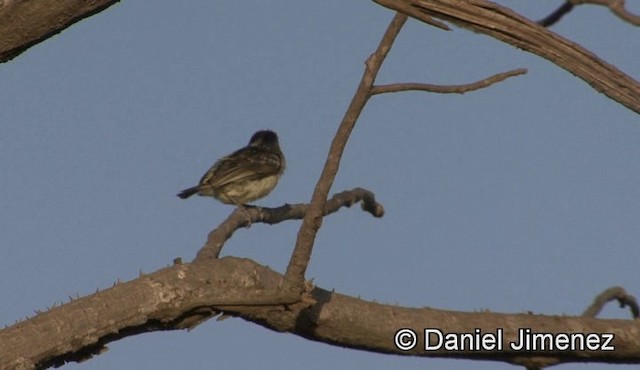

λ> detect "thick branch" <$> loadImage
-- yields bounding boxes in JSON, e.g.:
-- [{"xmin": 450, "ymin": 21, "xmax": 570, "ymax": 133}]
[
  {"xmin": 0, "ymin": 0, "xmax": 120, "ymax": 62},
  {"xmin": 2, "ymin": 257, "xmax": 640, "ymax": 369},
  {"xmin": 0, "ymin": 259, "xmax": 290, "ymax": 370},
  {"xmin": 373, "ymin": 0, "xmax": 640, "ymax": 114}
]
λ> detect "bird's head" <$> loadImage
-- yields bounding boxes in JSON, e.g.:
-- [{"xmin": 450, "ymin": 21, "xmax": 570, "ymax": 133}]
[{"xmin": 249, "ymin": 130, "xmax": 279, "ymax": 147}]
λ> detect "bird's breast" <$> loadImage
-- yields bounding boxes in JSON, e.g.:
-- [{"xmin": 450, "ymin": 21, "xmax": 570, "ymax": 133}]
[{"xmin": 216, "ymin": 174, "xmax": 280, "ymax": 204}]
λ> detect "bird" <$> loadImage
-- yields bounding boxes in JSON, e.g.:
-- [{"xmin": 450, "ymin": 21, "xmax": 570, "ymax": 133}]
[{"xmin": 177, "ymin": 130, "xmax": 285, "ymax": 207}]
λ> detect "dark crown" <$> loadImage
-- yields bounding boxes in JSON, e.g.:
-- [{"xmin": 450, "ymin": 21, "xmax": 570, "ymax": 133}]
[{"xmin": 249, "ymin": 130, "xmax": 279, "ymax": 146}]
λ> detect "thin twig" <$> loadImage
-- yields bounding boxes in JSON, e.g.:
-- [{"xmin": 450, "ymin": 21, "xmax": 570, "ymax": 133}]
[
  {"xmin": 537, "ymin": 1, "xmax": 574, "ymax": 27},
  {"xmin": 572, "ymin": 0, "xmax": 640, "ymax": 25},
  {"xmin": 371, "ymin": 68, "xmax": 527, "ymax": 95},
  {"xmin": 538, "ymin": 0, "xmax": 640, "ymax": 27},
  {"xmin": 194, "ymin": 188, "xmax": 384, "ymax": 260},
  {"xmin": 284, "ymin": 13, "xmax": 408, "ymax": 284}
]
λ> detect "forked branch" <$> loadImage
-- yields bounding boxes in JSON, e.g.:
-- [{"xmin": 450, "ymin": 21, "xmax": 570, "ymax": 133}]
[
  {"xmin": 374, "ymin": 0, "xmax": 640, "ymax": 113},
  {"xmin": 284, "ymin": 13, "xmax": 409, "ymax": 284},
  {"xmin": 285, "ymin": 11, "xmax": 528, "ymax": 285}
]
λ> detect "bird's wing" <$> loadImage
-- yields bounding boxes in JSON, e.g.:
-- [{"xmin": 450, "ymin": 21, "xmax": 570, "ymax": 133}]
[{"xmin": 199, "ymin": 147, "xmax": 282, "ymax": 188}]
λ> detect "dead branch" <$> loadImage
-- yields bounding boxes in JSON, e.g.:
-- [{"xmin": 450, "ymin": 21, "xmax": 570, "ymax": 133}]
[
  {"xmin": 2, "ymin": 257, "xmax": 640, "ymax": 370},
  {"xmin": 285, "ymin": 13, "xmax": 408, "ymax": 284},
  {"xmin": 510, "ymin": 287, "xmax": 640, "ymax": 370},
  {"xmin": 0, "ymin": 0, "xmax": 120, "ymax": 62},
  {"xmin": 583, "ymin": 286, "xmax": 640, "ymax": 318},
  {"xmin": 286, "ymin": 11, "xmax": 530, "ymax": 286},
  {"xmin": 373, "ymin": 0, "xmax": 640, "ymax": 114},
  {"xmin": 371, "ymin": 68, "xmax": 527, "ymax": 95},
  {"xmin": 538, "ymin": 1, "xmax": 575, "ymax": 27},
  {"xmin": 194, "ymin": 188, "xmax": 384, "ymax": 260},
  {"xmin": 538, "ymin": 0, "xmax": 640, "ymax": 27},
  {"xmin": 573, "ymin": 0, "xmax": 640, "ymax": 25}
]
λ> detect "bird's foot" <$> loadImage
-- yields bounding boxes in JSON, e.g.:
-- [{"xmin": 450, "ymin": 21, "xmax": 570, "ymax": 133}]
[{"xmin": 236, "ymin": 204, "xmax": 253, "ymax": 227}]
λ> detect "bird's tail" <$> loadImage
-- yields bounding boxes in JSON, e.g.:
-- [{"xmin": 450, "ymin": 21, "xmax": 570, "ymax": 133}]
[{"xmin": 177, "ymin": 186, "xmax": 199, "ymax": 199}]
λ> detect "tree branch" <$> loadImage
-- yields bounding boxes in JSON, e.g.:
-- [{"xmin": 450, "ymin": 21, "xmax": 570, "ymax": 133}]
[
  {"xmin": 285, "ymin": 11, "xmax": 533, "ymax": 285},
  {"xmin": 538, "ymin": 1, "xmax": 575, "ymax": 27},
  {"xmin": 371, "ymin": 68, "xmax": 527, "ymax": 95},
  {"xmin": 0, "ymin": 0, "xmax": 120, "ymax": 62},
  {"xmin": 373, "ymin": 0, "xmax": 640, "ymax": 114},
  {"xmin": 573, "ymin": 0, "xmax": 640, "ymax": 26},
  {"xmin": 538, "ymin": 0, "xmax": 640, "ymax": 27},
  {"xmin": 194, "ymin": 188, "xmax": 384, "ymax": 260},
  {"xmin": 2, "ymin": 257, "xmax": 639, "ymax": 369},
  {"xmin": 513, "ymin": 286, "xmax": 640, "ymax": 368},
  {"xmin": 583, "ymin": 286, "xmax": 640, "ymax": 318},
  {"xmin": 284, "ymin": 13, "xmax": 408, "ymax": 284}
]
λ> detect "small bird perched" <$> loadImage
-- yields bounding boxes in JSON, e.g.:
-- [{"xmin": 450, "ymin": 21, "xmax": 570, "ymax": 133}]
[{"xmin": 177, "ymin": 130, "xmax": 285, "ymax": 206}]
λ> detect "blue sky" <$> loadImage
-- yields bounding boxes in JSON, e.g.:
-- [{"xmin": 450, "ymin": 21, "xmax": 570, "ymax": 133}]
[{"xmin": 1, "ymin": 1, "xmax": 638, "ymax": 369}]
